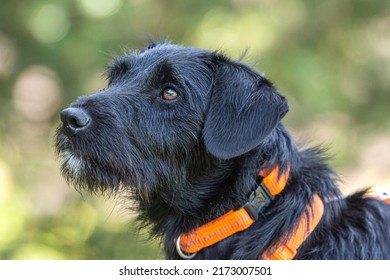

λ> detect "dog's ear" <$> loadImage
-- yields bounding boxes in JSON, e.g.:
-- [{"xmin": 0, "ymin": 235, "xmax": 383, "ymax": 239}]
[{"xmin": 203, "ymin": 56, "xmax": 289, "ymax": 159}]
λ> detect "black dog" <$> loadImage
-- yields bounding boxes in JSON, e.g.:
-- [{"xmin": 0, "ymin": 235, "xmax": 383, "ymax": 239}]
[{"xmin": 55, "ymin": 42, "xmax": 390, "ymax": 259}]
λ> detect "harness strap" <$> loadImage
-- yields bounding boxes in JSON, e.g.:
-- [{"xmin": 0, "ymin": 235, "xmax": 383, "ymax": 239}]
[
  {"xmin": 261, "ymin": 194, "xmax": 324, "ymax": 260},
  {"xmin": 260, "ymin": 165, "xmax": 289, "ymax": 196},
  {"xmin": 177, "ymin": 164, "xmax": 324, "ymax": 260},
  {"xmin": 179, "ymin": 208, "xmax": 254, "ymax": 254}
]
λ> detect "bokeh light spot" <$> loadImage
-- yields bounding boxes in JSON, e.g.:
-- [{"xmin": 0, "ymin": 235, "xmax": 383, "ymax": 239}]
[
  {"xmin": 13, "ymin": 66, "xmax": 62, "ymax": 122},
  {"xmin": 29, "ymin": 4, "xmax": 70, "ymax": 43},
  {"xmin": 191, "ymin": 8, "xmax": 277, "ymax": 57},
  {"xmin": 78, "ymin": 0, "xmax": 124, "ymax": 18}
]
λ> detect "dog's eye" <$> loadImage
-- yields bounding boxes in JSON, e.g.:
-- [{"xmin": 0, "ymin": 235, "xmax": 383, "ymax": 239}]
[{"xmin": 161, "ymin": 87, "xmax": 179, "ymax": 101}]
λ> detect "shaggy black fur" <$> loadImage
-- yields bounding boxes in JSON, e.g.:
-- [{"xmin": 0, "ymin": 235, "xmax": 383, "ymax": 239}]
[{"xmin": 55, "ymin": 42, "xmax": 390, "ymax": 259}]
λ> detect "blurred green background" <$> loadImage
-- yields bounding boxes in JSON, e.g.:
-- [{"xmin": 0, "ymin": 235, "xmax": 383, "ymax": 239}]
[{"xmin": 0, "ymin": 0, "xmax": 389, "ymax": 259}]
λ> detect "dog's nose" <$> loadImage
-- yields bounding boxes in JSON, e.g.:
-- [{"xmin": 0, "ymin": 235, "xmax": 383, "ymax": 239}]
[{"xmin": 60, "ymin": 107, "xmax": 91, "ymax": 137}]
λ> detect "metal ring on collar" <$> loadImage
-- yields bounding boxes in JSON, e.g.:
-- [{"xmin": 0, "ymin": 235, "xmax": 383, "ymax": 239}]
[{"xmin": 175, "ymin": 235, "xmax": 197, "ymax": 259}]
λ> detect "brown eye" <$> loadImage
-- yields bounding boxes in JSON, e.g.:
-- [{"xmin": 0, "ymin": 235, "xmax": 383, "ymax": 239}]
[{"xmin": 161, "ymin": 87, "xmax": 178, "ymax": 100}]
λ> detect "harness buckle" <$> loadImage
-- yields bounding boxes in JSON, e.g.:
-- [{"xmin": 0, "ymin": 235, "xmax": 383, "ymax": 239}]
[{"xmin": 243, "ymin": 183, "xmax": 273, "ymax": 220}]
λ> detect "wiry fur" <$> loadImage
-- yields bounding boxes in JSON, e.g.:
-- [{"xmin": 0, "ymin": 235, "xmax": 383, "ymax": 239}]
[{"xmin": 55, "ymin": 42, "xmax": 390, "ymax": 259}]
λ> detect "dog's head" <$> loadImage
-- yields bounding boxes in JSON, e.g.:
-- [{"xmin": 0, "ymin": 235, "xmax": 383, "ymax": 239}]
[{"xmin": 55, "ymin": 42, "xmax": 289, "ymax": 202}]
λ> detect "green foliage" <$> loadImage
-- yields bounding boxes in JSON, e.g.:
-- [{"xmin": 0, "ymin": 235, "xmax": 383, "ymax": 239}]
[{"xmin": 0, "ymin": 0, "xmax": 389, "ymax": 259}]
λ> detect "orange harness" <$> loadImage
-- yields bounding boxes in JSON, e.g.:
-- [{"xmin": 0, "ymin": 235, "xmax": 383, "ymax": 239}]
[{"xmin": 176, "ymin": 165, "xmax": 325, "ymax": 259}]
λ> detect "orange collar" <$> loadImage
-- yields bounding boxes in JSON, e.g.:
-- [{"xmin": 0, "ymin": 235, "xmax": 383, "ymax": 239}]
[{"xmin": 176, "ymin": 164, "xmax": 324, "ymax": 259}]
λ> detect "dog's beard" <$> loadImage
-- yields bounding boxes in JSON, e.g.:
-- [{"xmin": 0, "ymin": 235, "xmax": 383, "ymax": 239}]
[
  {"xmin": 55, "ymin": 128, "xmax": 139, "ymax": 195},
  {"xmin": 57, "ymin": 151, "xmax": 155, "ymax": 205},
  {"xmin": 59, "ymin": 150, "xmax": 83, "ymax": 178},
  {"xmin": 54, "ymin": 128, "xmax": 184, "ymax": 204}
]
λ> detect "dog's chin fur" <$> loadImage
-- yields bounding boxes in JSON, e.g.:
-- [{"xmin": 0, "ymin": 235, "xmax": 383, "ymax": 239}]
[{"xmin": 55, "ymin": 42, "xmax": 390, "ymax": 260}]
